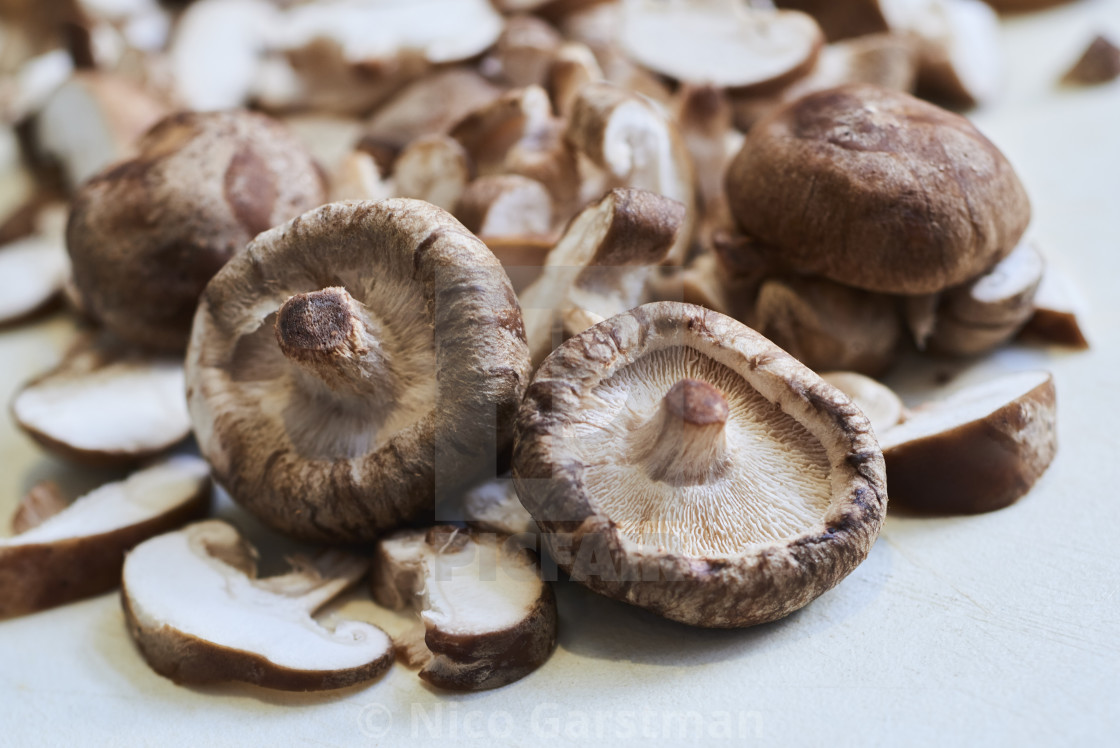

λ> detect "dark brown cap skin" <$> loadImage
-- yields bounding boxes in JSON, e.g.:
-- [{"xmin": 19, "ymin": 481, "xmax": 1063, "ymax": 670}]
[
  {"xmin": 725, "ymin": 84, "xmax": 1031, "ymax": 296},
  {"xmin": 67, "ymin": 110, "xmax": 327, "ymax": 352}
]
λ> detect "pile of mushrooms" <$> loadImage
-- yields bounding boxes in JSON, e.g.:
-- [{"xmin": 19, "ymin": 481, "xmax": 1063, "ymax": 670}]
[{"xmin": 0, "ymin": 0, "xmax": 1089, "ymax": 695}]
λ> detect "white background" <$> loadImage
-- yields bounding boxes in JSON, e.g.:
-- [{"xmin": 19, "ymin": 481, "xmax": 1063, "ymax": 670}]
[{"xmin": 1, "ymin": 2, "xmax": 1119, "ymax": 745}]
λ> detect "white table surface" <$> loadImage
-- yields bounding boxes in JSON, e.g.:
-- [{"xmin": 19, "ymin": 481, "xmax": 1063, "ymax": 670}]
[{"xmin": 2, "ymin": 3, "xmax": 1119, "ymax": 746}]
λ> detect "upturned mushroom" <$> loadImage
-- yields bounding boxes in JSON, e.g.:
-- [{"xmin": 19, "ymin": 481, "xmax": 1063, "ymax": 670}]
[
  {"xmin": 122, "ymin": 520, "xmax": 394, "ymax": 690},
  {"xmin": 725, "ymin": 84, "xmax": 1031, "ymax": 296},
  {"xmin": 186, "ymin": 199, "xmax": 531, "ymax": 543},
  {"xmin": 518, "ymin": 188, "xmax": 685, "ymax": 366},
  {"xmin": 513, "ymin": 301, "xmax": 887, "ymax": 627},
  {"xmin": 879, "ymin": 370, "xmax": 1057, "ymax": 514},
  {"xmin": 67, "ymin": 109, "xmax": 326, "ymax": 351},
  {"xmin": 370, "ymin": 526, "xmax": 556, "ymax": 690},
  {"xmin": 11, "ymin": 333, "xmax": 191, "ymax": 466},
  {"xmin": 0, "ymin": 456, "xmax": 210, "ymax": 620}
]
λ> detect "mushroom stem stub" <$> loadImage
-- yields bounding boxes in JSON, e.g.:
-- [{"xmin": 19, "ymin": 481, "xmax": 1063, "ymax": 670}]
[
  {"xmin": 637, "ymin": 379, "xmax": 730, "ymax": 485},
  {"xmin": 275, "ymin": 287, "xmax": 395, "ymax": 404}
]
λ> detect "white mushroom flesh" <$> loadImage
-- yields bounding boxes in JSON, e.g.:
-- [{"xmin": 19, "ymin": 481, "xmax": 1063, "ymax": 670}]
[
  {"xmin": 1, "ymin": 456, "xmax": 208, "ymax": 547},
  {"xmin": 0, "ymin": 235, "xmax": 69, "ymax": 323},
  {"xmin": 566, "ymin": 346, "xmax": 832, "ymax": 556},
  {"xmin": 124, "ymin": 520, "xmax": 391, "ymax": 672}
]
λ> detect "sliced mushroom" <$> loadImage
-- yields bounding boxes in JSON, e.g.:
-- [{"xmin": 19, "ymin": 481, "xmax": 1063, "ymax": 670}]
[
  {"xmin": 566, "ymin": 81, "xmax": 696, "ymax": 264},
  {"xmin": 927, "ymin": 239, "xmax": 1044, "ymax": 356},
  {"xmin": 10, "ymin": 480, "xmax": 67, "ymax": 536},
  {"xmin": 462, "ymin": 478, "xmax": 539, "ymax": 537},
  {"xmin": 1017, "ymin": 263, "xmax": 1090, "ymax": 349},
  {"xmin": 11, "ymin": 335, "xmax": 191, "ymax": 466},
  {"xmin": 1061, "ymin": 34, "xmax": 1120, "ymax": 86},
  {"xmin": 620, "ymin": 0, "xmax": 823, "ymax": 93},
  {"xmin": 450, "ymin": 85, "xmax": 554, "ymax": 176},
  {"xmin": 67, "ymin": 109, "xmax": 326, "ymax": 351},
  {"xmin": 330, "ymin": 150, "xmax": 393, "ymax": 203},
  {"xmin": 122, "ymin": 519, "xmax": 393, "ymax": 690},
  {"xmin": 392, "ymin": 134, "xmax": 472, "ymax": 212},
  {"xmin": 370, "ymin": 526, "xmax": 556, "ymax": 691},
  {"xmin": 482, "ymin": 235, "xmax": 555, "ymax": 294},
  {"xmin": 34, "ymin": 70, "xmax": 168, "ymax": 189},
  {"xmin": 879, "ymin": 370, "xmax": 1057, "ymax": 513},
  {"xmin": 752, "ymin": 276, "xmax": 902, "ymax": 376},
  {"xmin": 187, "ymin": 200, "xmax": 530, "ymax": 543},
  {"xmin": 821, "ymin": 371, "xmax": 906, "ymax": 434},
  {"xmin": 909, "ymin": 0, "xmax": 1002, "ymax": 107},
  {"xmin": 484, "ymin": 13, "xmax": 564, "ymax": 88},
  {"xmin": 546, "ymin": 41, "xmax": 603, "ymax": 118},
  {"xmin": 0, "ymin": 456, "xmax": 210, "ymax": 620},
  {"xmin": 455, "ymin": 174, "xmax": 553, "ymax": 240},
  {"xmin": 519, "ymin": 188, "xmax": 685, "ymax": 366},
  {"xmin": 514, "ymin": 301, "xmax": 887, "ymax": 627},
  {"xmin": 280, "ymin": 112, "xmax": 363, "ymax": 177},
  {"xmin": 0, "ymin": 203, "xmax": 69, "ymax": 327},
  {"xmin": 726, "ymin": 84, "xmax": 1031, "ymax": 295}
]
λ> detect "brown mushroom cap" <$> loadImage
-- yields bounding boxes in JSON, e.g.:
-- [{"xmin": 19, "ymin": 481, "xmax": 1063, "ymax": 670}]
[
  {"xmin": 513, "ymin": 301, "xmax": 887, "ymax": 628},
  {"xmin": 725, "ymin": 83, "xmax": 1031, "ymax": 295},
  {"xmin": 186, "ymin": 199, "xmax": 531, "ymax": 543},
  {"xmin": 67, "ymin": 110, "xmax": 327, "ymax": 351}
]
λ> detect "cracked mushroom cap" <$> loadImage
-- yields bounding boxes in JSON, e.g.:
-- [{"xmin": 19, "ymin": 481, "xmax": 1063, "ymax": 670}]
[
  {"xmin": 513, "ymin": 301, "xmax": 887, "ymax": 628},
  {"xmin": 67, "ymin": 109, "xmax": 327, "ymax": 352},
  {"xmin": 122, "ymin": 520, "xmax": 393, "ymax": 691},
  {"xmin": 725, "ymin": 84, "xmax": 1031, "ymax": 295},
  {"xmin": 186, "ymin": 199, "xmax": 531, "ymax": 543}
]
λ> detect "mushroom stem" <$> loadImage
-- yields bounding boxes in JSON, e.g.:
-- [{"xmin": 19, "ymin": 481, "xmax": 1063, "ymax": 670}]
[
  {"xmin": 275, "ymin": 287, "xmax": 397, "ymax": 407},
  {"xmin": 635, "ymin": 379, "xmax": 730, "ymax": 485}
]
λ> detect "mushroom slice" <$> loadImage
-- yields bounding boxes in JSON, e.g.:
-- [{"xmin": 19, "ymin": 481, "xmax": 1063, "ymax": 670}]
[
  {"xmin": 370, "ymin": 526, "xmax": 556, "ymax": 691},
  {"xmin": 0, "ymin": 224, "xmax": 69, "ymax": 327},
  {"xmin": 0, "ymin": 456, "xmax": 210, "ymax": 620},
  {"xmin": 513, "ymin": 301, "xmax": 887, "ymax": 628},
  {"xmin": 484, "ymin": 13, "xmax": 564, "ymax": 88},
  {"xmin": 11, "ymin": 336, "xmax": 191, "ymax": 466},
  {"xmin": 909, "ymin": 0, "xmax": 1002, "ymax": 107},
  {"xmin": 879, "ymin": 371, "xmax": 1057, "ymax": 514},
  {"xmin": 34, "ymin": 70, "xmax": 168, "ymax": 189},
  {"xmin": 1061, "ymin": 34, "xmax": 1120, "ymax": 86},
  {"xmin": 462, "ymin": 478, "xmax": 539, "ymax": 536},
  {"xmin": 122, "ymin": 520, "xmax": 393, "ymax": 690},
  {"xmin": 392, "ymin": 134, "xmax": 472, "ymax": 212},
  {"xmin": 1017, "ymin": 265, "xmax": 1090, "ymax": 349},
  {"xmin": 620, "ymin": 0, "xmax": 823, "ymax": 92},
  {"xmin": 456, "ymin": 175, "xmax": 553, "ymax": 240},
  {"xmin": 187, "ymin": 200, "xmax": 530, "ymax": 543},
  {"xmin": 547, "ymin": 41, "xmax": 604, "ymax": 118},
  {"xmin": 518, "ymin": 188, "xmax": 685, "ymax": 366},
  {"xmin": 566, "ymin": 82, "xmax": 696, "ymax": 264},
  {"xmin": 752, "ymin": 276, "xmax": 902, "ymax": 377},
  {"xmin": 726, "ymin": 84, "xmax": 1031, "ymax": 295},
  {"xmin": 821, "ymin": 371, "xmax": 906, "ymax": 434},
  {"xmin": 11, "ymin": 481, "xmax": 67, "ymax": 535},
  {"xmin": 330, "ymin": 151, "xmax": 393, "ymax": 203},
  {"xmin": 928, "ymin": 240, "xmax": 1044, "ymax": 356}
]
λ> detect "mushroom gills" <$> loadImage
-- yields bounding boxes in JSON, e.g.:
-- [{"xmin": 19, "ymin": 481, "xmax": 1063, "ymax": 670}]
[
  {"xmin": 570, "ymin": 346, "xmax": 833, "ymax": 557},
  {"xmin": 123, "ymin": 520, "xmax": 393, "ymax": 690},
  {"xmin": 371, "ymin": 527, "xmax": 557, "ymax": 691}
]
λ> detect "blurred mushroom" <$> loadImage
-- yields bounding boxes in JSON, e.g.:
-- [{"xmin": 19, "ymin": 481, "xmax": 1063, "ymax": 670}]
[
  {"xmin": 67, "ymin": 109, "xmax": 326, "ymax": 351},
  {"xmin": 462, "ymin": 477, "xmax": 539, "ymax": 536},
  {"xmin": 392, "ymin": 134, "xmax": 472, "ymax": 211},
  {"xmin": 186, "ymin": 200, "xmax": 530, "ymax": 543},
  {"xmin": 370, "ymin": 526, "xmax": 556, "ymax": 691},
  {"xmin": 455, "ymin": 174, "xmax": 553, "ymax": 240},
  {"xmin": 1061, "ymin": 34, "xmax": 1120, "ymax": 86},
  {"xmin": 483, "ymin": 14, "xmax": 563, "ymax": 88},
  {"xmin": 1017, "ymin": 263, "xmax": 1090, "ymax": 349},
  {"xmin": 519, "ymin": 188, "xmax": 685, "ymax": 366},
  {"xmin": 0, "ymin": 202, "xmax": 68, "ymax": 327},
  {"xmin": 821, "ymin": 370, "xmax": 906, "ymax": 433},
  {"xmin": 513, "ymin": 301, "xmax": 887, "ymax": 627},
  {"xmin": 122, "ymin": 520, "xmax": 394, "ymax": 690},
  {"xmin": 0, "ymin": 456, "xmax": 210, "ymax": 620}
]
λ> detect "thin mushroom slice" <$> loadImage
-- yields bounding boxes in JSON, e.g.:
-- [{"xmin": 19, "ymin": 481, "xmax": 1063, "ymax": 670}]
[
  {"xmin": 620, "ymin": 0, "xmax": 824, "ymax": 92},
  {"xmin": 909, "ymin": 0, "xmax": 1002, "ymax": 108},
  {"xmin": 122, "ymin": 520, "xmax": 393, "ymax": 691},
  {"xmin": 11, "ymin": 336, "xmax": 191, "ymax": 467},
  {"xmin": 821, "ymin": 371, "xmax": 906, "ymax": 434},
  {"xmin": 1061, "ymin": 34, "xmax": 1120, "ymax": 86},
  {"xmin": 392, "ymin": 135, "xmax": 472, "ymax": 211},
  {"xmin": 187, "ymin": 199, "xmax": 530, "ymax": 543},
  {"xmin": 513, "ymin": 301, "xmax": 887, "ymax": 628},
  {"xmin": 370, "ymin": 526, "xmax": 557, "ymax": 691},
  {"xmin": 518, "ymin": 188, "xmax": 685, "ymax": 367},
  {"xmin": 1017, "ymin": 264, "xmax": 1090, "ymax": 349},
  {"xmin": 0, "ymin": 456, "xmax": 211, "ymax": 620},
  {"xmin": 0, "ymin": 226, "xmax": 70, "ymax": 327},
  {"xmin": 928, "ymin": 239, "xmax": 1044, "ymax": 356},
  {"xmin": 879, "ymin": 370, "xmax": 1057, "ymax": 514}
]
